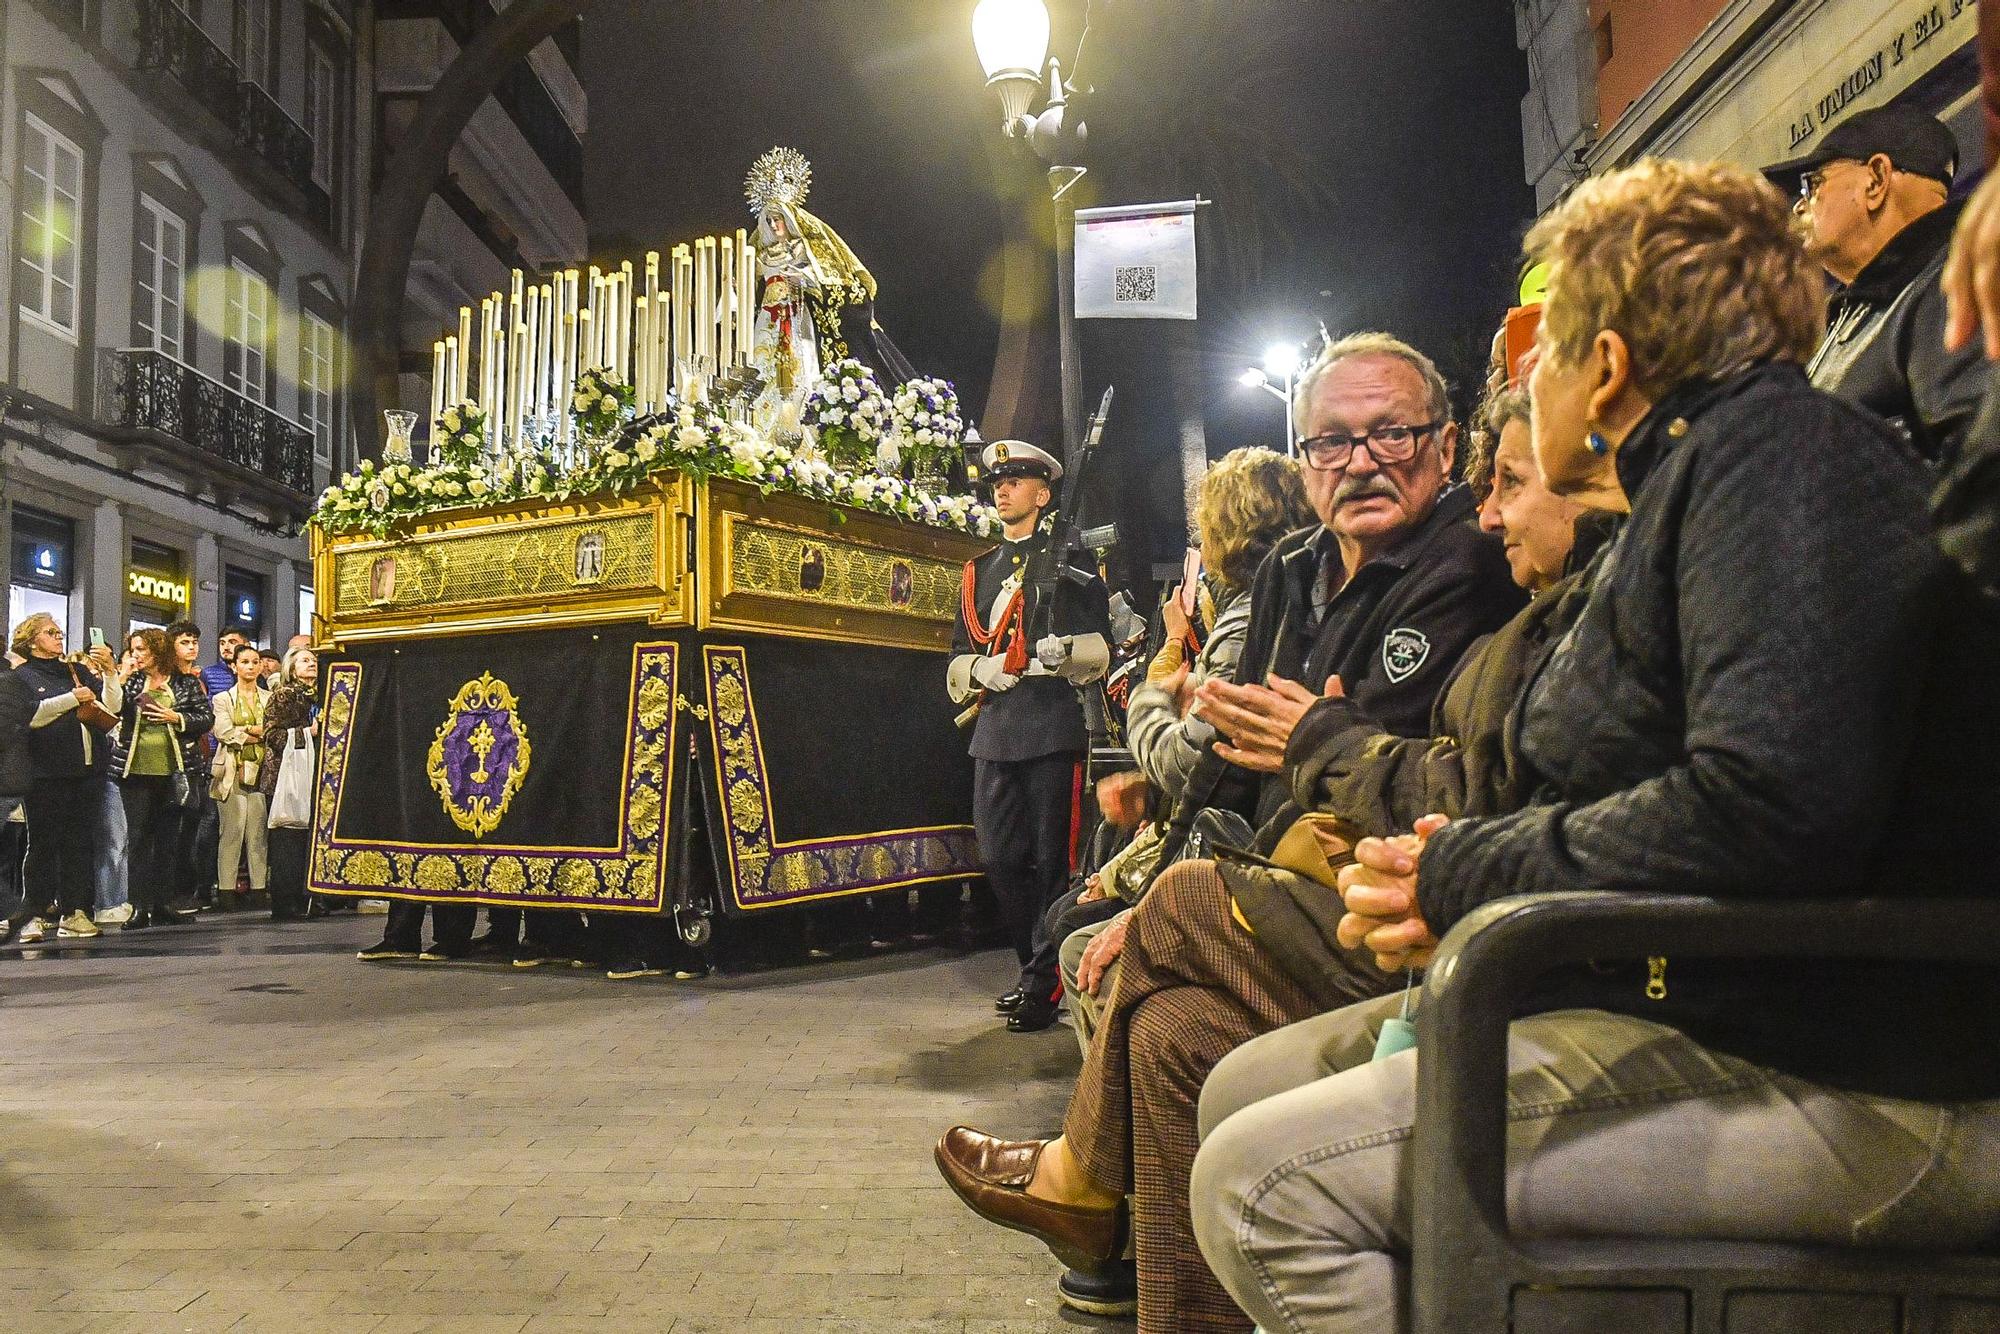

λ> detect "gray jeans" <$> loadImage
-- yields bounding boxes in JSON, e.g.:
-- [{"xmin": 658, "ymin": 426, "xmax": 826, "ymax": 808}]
[{"xmin": 1190, "ymin": 995, "xmax": 2000, "ymax": 1334}]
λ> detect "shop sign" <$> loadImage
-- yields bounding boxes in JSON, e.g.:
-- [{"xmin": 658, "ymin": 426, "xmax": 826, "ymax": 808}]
[
  {"xmin": 128, "ymin": 570, "xmax": 188, "ymax": 605},
  {"xmin": 1786, "ymin": 1, "xmax": 1977, "ymax": 152}
]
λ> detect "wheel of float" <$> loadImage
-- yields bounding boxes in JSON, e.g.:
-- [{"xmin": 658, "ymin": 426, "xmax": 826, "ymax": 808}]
[{"xmin": 677, "ymin": 909, "xmax": 713, "ymax": 947}]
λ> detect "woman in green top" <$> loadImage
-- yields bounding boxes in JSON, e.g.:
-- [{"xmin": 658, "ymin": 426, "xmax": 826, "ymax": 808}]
[{"xmin": 111, "ymin": 628, "xmax": 214, "ymax": 928}]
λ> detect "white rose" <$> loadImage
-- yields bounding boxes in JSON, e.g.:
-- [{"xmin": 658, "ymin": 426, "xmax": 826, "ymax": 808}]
[
  {"xmin": 468, "ymin": 478, "xmax": 491, "ymax": 497},
  {"xmin": 605, "ymin": 450, "xmax": 631, "ymax": 469},
  {"xmin": 915, "ymin": 428, "xmax": 935, "ymax": 445},
  {"xmin": 842, "ymin": 383, "xmax": 861, "ymax": 403},
  {"xmin": 635, "ymin": 438, "xmax": 658, "ymax": 463}
]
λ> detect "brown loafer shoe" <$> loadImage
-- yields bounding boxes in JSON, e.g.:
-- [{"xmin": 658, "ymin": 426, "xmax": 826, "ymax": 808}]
[{"xmin": 934, "ymin": 1127, "xmax": 1123, "ymax": 1272}]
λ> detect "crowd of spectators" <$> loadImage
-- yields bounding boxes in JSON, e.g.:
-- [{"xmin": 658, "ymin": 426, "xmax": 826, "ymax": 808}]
[
  {"xmin": 0, "ymin": 621, "xmax": 323, "ymax": 942},
  {"xmin": 934, "ymin": 118, "xmax": 2000, "ymax": 1334}
]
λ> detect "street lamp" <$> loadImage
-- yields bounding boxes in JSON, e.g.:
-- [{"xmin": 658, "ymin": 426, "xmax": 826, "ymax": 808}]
[
  {"xmin": 1240, "ymin": 342, "xmax": 1302, "ymax": 455},
  {"xmin": 972, "ymin": 0, "xmax": 1091, "ymax": 465}
]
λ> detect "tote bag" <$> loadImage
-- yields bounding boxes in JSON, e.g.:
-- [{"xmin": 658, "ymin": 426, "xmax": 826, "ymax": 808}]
[{"xmin": 267, "ymin": 732, "xmax": 315, "ymax": 830}]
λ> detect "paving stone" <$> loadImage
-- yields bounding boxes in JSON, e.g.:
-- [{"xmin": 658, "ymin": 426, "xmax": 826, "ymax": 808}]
[{"xmin": 0, "ymin": 916, "xmax": 1089, "ymax": 1328}]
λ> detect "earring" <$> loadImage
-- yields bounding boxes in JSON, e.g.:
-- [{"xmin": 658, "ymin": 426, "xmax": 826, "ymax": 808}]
[{"xmin": 1586, "ymin": 430, "xmax": 1610, "ymax": 456}]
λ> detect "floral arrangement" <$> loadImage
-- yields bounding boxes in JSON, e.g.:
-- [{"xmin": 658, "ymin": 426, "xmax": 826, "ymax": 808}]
[
  {"xmin": 570, "ymin": 367, "xmax": 634, "ymax": 439},
  {"xmin": 311, "ymin": 455, "xmax": 503, "ymax": 539},
  {"xmin": 309, "ymin": 402, "xmax": 999, "ymax": 540},
  {"xmin": 890, "ymin": 376, "xmax": 963, "ymax": 458},
  {"xmin": 434, "ymin": 401, "xmax": 488, "ymax": 467},
  {"xmin": 803, "ymin": 359, "xmax": 890, "ymax": 467}
]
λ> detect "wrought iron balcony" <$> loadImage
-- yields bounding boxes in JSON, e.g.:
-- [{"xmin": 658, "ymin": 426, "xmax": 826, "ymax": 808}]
[
  {"xmin": 134, "ymin": 0, "xmax": 241, "ymax": 135},
  {"xmin": 101, "ymin": 348, "xmax": 315, "ymax": 501},
  {"xmin": 237, "ymin": 80, "xmax": 333, "ymax": 230}
]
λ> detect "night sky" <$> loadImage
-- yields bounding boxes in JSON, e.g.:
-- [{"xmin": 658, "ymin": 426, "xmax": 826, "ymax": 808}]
[{"xmin": 584, "ymin": 0, "xmax": 1533, "ymax": 577}]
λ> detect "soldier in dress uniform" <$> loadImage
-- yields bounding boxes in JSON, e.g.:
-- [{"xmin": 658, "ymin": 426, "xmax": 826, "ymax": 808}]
[{"xmin": 947, "ymin": 440, "xmax": 1112, "ymax": 1032}]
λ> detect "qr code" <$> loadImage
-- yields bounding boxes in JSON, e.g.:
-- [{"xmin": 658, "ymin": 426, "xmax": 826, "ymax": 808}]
[{"xmin": 1113, "ymin": 265, "xmax": 1158, "ymax": 304}]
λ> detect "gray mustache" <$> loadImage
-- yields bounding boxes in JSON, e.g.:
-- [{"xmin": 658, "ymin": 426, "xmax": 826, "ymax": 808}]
[{"xmin": 1335, "ymin": 479, "xmax": 1399, "ymax": 504}]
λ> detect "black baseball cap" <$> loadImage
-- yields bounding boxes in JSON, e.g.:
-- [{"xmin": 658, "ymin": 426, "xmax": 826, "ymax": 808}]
[{"xmin": 1763, "ymin": 103, "xmax": 1960, "ymax": 190}]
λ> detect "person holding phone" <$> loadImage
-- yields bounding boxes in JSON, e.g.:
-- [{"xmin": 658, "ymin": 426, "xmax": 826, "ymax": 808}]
[
  {"xmin": 110, "ymin": 628, "xmax": 213, "ymax": 928},
  {"xmin": 2, "ymin": 613, "xmax": 121, "ymax": 942}
]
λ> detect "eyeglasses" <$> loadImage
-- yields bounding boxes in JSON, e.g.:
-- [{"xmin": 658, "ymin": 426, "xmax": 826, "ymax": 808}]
[
  {"xmin": 1298, "ymin": 422, "xmax": 1442, "ymax": 471},
  {"xmin": 1798, "ymin": 160, "xmax": 1860, "ymax": 203}
]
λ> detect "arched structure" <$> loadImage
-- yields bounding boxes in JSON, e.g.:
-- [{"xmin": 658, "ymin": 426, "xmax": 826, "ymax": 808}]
[{"xmin": 347, "ymin": 0, "xmax": 594, "ymax": 457}]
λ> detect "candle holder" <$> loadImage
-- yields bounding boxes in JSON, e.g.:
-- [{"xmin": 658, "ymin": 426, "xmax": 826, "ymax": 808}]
[{"xmin": 383, "ymin": 409, "xmax": 418, "ymax": 466}]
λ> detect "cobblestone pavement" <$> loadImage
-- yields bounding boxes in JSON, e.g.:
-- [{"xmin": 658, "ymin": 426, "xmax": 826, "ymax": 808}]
[{"xmin": 0, "ymin": 915, "xmax": 1106, "ymax": 1332}]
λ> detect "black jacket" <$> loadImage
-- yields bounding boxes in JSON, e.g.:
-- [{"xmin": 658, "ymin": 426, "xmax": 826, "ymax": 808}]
[
  {"xmin": 0, "ymin": 665, "xmax": 35, "ymax": 798},
  {"xmin": 109, "ymin": 672, "xmax": 215, "ymax": 779},
  {"xmin": 1185, "ymin": 484, "xmax": 1526, "ymax": 840},
  {"xmin": 15, "ymin": 656, "xmax": 109, "ymax": 779},
  {"xmin": 1419, "ymin": 363, "xmax": 2000, "ymax": 1102},
  {"xmin": 1808, "ymin": 198, "xmax": 1991, "ymax": 467},
  {"xmin": 951, "ymin": 525, "xmax": 1113, "ymax": 763}
]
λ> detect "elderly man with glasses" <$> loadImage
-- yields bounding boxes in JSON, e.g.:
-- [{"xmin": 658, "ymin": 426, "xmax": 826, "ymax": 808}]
[
  {"xmin": 1770, "ymin": 102, "xmax": 1990, "ymax": 465},
  {"xmin": 934, "ymin": 333, "xmax": 1524, "ymax": 1332}
]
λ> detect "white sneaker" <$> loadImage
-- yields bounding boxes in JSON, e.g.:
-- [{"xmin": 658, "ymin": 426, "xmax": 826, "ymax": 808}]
[
  {"xmin": 18, "ymin": 918, "xmax": 49, "ymax": 943},
  {"xmin": 94, "ymin": 904, "xmax": 134, "ymax": 926},
  {"xmin": 58, "ymin": 911, "xmax": 102, "ymax": 938}
]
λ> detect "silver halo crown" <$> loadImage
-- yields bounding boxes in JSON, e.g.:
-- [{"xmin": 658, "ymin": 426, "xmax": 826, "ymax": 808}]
[{"xmin": 746, "ymin": 147, "xmax": 812, "ymax": 216}]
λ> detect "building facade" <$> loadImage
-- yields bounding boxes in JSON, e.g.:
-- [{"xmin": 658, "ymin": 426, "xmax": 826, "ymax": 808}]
[
  {"xmin": 0, "ymin": 0, "xmax": 583, "ymax": 652},
  {"xmin": 1, "ymin": 0, "xmax": 370, "ymax": 649},
  {"xmin": 1519, "ymin": 0, "xmax": 1986, "ymax": 210}
]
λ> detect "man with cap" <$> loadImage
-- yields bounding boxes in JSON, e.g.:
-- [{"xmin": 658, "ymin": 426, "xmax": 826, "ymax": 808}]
[
  {"xmin": 1769, "ymin": 101, "xmax": 1990, "ymax": 464},
  {"xmin": 947, "ymin": 439, "xmax": 1112, "ymax": 1031}
]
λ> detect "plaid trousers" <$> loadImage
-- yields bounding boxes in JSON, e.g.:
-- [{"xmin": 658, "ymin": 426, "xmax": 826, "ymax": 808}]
[{"xmin": 1062, "ymin": 859, "xmax": 1399, "ymax": 1333}]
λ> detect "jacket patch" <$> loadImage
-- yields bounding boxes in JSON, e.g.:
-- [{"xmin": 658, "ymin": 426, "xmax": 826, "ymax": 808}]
[{"xmin": 1381, "ymin": 627, "xmax": 1431, "ymax": 683}]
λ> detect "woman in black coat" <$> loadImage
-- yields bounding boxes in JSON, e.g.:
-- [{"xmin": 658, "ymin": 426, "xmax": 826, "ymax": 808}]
[{"xmin": 109, "ymin": 628, "xmax": 214, "ymax": 928}]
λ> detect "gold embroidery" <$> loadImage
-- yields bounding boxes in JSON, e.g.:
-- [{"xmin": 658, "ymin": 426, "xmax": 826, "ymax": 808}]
[{"xmin": 425, "ymin": 672, "xmax": 533, "ymax": 839}]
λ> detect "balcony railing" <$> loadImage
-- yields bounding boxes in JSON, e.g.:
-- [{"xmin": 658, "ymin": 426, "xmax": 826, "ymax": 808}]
[
  {"xmin": 134, "ymin": 0, "xmax": 334, "ymax": 234},
  {"xmin": 237, "ymin": 80, "xmax": 333, "ymax": 230},
  {"xmin": 135, "ymin": 0, "xmax": 242, "ymax": 136},
  {"xmin": 101, "ymin": 348, "xmax": 315, "ymax": 500}
]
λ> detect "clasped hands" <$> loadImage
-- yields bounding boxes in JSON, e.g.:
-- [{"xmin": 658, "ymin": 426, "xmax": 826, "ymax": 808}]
[{"xmin": 1336, "ymin": 813, "xmax": 1450, "ymax": 972}]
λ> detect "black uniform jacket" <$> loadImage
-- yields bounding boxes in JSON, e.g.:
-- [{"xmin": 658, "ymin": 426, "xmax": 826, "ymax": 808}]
[
  {"xmin": 952, "ymin": 527, "xmax": 1113, "ymax": 763},
  {"xmin": 1808, "ymin": 198, "xmax": 1991, "ymax": 467},
  {"xmin": 1420, "ymin": 363, "xmax": 2000, "ymax": 1103},
  {"xmin": 1181, "ymin": 483, "xmax": 1526, "ymax": 841}
]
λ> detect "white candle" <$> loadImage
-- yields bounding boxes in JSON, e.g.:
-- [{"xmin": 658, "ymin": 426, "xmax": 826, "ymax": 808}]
[
  {"xmin": 456, "ymin": 308, "xmax": 471, "ymax": 401},
  {"xmin": 430, "ymin": 340, "xmax": 445, "ymax": 436}
]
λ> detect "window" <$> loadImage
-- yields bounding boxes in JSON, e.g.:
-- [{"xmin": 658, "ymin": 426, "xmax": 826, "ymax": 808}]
[
  {"xmin": 301, "ymin": 312, "xmax": 336, "ymax": 465},
  {"xmin": 236, "ymin": 0, "xmax": 273, "ymax": 91},
  {"xmin": 18, "ymin": 113, "xmax": 83, "ymax": 338},
  {"xmin": 9, "ymin": 506, "xmax": 78, "ymax": 642},
  {"xmin": 223, "ymin": 564, "xmax": 268, "ymax": 642},
  {"xmin": 135, "ymin": 194, "xmax": 188, "ymax": 361},
  {"xmin": 224, "ymin": 259, "xmax": 270, "ymax": 404},
  {"xmin": 306, "ymin": 44, "xmax": 337, "ymax": 193}
]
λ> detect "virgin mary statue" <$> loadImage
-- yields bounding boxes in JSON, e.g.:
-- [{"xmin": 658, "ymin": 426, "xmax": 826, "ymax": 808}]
[{"xmin": 744, "ymin": 147, "xmax": 915, "ymax": 435}]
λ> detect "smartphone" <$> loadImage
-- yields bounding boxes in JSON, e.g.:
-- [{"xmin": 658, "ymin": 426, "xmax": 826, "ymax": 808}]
[{"xmin": 88, "ymin": 626, "xmax": 105, "ymax": 649}]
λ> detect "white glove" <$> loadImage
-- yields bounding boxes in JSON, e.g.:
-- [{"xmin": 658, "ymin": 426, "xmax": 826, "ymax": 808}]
[
  {"xmin": 971, "ymin": 655, "xmax": 1021, "ymax": 692},
  {"xmin": 1035, "ymin": 634, "xmax": 1070, "ymax": 671}
]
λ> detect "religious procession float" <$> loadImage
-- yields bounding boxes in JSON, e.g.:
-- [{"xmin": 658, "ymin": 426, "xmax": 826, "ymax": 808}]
[{"xmin": 305, "ymin": 149, "xmax": 993, "ymax": 944}]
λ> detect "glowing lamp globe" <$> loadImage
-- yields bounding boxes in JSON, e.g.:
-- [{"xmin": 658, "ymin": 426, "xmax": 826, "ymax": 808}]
[
  {"xmin": 973, "ymin": 0, "xmax": 1051, "ymax": 133},
  {"xmin": 1262, "ymin": 343, "xmax": 1301, "ymax": 378}
]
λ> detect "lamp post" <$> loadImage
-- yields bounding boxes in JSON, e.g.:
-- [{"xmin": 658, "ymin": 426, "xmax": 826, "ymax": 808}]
[
  {"xmin": 973, "ymin": 0, "xmax": 1089, "ymax": 467},
  {"xmin": 1239, "ymin": 341, "xmax": 1301, "ymax": 456}
]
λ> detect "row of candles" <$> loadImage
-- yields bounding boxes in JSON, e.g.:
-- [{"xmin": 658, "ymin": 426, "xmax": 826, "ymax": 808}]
[{"xmin": 426, "ymin": 230, "xmax": 760, "ymax": 451}]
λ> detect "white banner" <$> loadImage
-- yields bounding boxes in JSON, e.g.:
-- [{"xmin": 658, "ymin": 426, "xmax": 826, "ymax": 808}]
[{"xmin": 1074, "ymin": 200, "xmax": 1199, "ymax": 320}]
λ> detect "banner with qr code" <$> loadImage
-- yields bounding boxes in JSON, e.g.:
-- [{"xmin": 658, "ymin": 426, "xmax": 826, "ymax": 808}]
[{"xmin": 1074, "ymin": 200, "xmax": 1199, "ymax": 320}]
